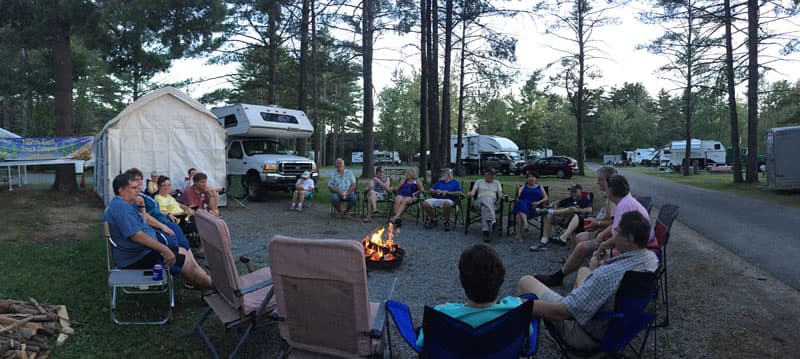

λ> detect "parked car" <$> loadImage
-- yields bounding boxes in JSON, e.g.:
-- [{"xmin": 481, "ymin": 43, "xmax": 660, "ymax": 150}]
[{"xmin": 521, "ymin": 156, "xmax": 577, "ymax": 178}]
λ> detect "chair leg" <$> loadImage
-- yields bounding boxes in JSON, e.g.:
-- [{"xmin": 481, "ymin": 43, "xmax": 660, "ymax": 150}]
[
  {"xmin": 193, "ymin": 308, "xmax": 221, "ymax": 359},
  {"xmin": 229, "ymin": 320, "xmax": 255, "ymax": 359}
]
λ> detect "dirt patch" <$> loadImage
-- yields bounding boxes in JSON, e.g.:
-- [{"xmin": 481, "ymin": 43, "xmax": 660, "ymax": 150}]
[{"xmin": 0, "ymin": 189, "xmax": 104, "ymax": 243}]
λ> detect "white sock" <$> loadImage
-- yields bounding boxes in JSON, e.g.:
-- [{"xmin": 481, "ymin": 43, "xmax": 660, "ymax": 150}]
[
  {"xmin": 540, "ymin": 237, "xmax": 549, "ymax": 244},
  {"xmin": 297, "ymin": 203, "xmax": 303, "ymax": 209},
  {"xmin": 290, "ymin": 202, "xmax": 296, "ymax": 208},
  {"xmin": 547, "ymin": 208, "xmax": 554, "ymax": 215}
]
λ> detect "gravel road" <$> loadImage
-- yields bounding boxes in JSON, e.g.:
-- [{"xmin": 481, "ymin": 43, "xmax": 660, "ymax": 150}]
[{"xmin": 201, "ymin": 191, "xmax": 800, "ymax": 358}]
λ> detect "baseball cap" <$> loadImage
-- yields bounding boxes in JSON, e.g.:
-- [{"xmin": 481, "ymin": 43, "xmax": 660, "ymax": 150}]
[
  {"xmin": 301, "ymin": 170, "xmax": 311, "ymax": 179},
  {"xmin": 568, "ymin": 183, "xmax": 583, "ymax": 191},
  {"xmin": 483, "ymin": 167, "xmax": 496, "ymax": 174},
  {"xmin": 440, "ymin": 168, "xmax": 452, "ymax": 175},
  {"xmin": 151, "ymin": 170, "xmax": 163, "ymax": 177}
]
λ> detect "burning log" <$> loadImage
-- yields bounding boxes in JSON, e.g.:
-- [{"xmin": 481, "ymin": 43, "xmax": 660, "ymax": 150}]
[
  {"xmin": 0, "ymin": 299, "xmax": 70, "ymax": 359},
  {"xmin": 362, "ymin": 223, "xmax": 405, "ymax": 270}
]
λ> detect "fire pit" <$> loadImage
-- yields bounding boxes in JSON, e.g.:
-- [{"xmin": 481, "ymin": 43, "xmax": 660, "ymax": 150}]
[{"xmin": 362, "ymin": 223, "xmax": 405, "ymax": 270}]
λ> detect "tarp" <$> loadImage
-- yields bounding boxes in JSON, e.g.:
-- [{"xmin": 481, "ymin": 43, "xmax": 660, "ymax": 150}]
[
  {"xmin": 94, "ymin": 86, "xmax": 227, "ymax": 205},
  {"xmin": 0, "ymin": 137, "xmax": 93, "ymax": 161},
  {"xmin": 0, "ymin": 127, "xmax": 21, "ymax": 139}
]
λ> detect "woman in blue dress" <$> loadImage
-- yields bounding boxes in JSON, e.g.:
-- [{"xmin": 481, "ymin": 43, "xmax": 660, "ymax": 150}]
[{"xmin": 511, "ymin": 171, "xmax": 548, "ymax": 241}]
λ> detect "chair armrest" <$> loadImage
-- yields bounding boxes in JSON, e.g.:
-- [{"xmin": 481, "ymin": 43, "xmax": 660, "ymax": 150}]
[
  {"xmin": 239, "ymin": 256, "xmax": 255, "ymax": 273},
  {"xmin": 235, "ymin": 278, "xmax": 273, "ymax": 297},
  {"xmin": 385, "ymin": 299, "xmax": 423, "ymax": 353},
  {"xmin": 370, "ymin": 276, "xmax": 397, "ymax": 338}
]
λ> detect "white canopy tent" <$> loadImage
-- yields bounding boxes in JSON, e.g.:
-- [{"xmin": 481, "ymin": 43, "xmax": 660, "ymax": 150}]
[
  {"xmin": 0, "ymin": 127, "xmax": 21, "ymax": 138},
  {"xmin": 94, "ymin": 87, "xmax": 227, "ymax": 205}
]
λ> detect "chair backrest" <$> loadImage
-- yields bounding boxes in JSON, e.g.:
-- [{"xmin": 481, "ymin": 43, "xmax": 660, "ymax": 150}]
[
  {"xmin": 194, "ymin": 209, "xmax": 245, "ymax": 311},
  {"xmin": 421, "ymin": 300, "xmax": 535, "ymax": 358},
  {"xmin": 637, "ymin": 196, "xmax": 653, "ymax": 214},
  {"xmin": 654, "ymin": 220, "xmax": 669, "ymax": 250},
  {"xmin": 600, "ymin": 271, "xmax": 658, "ymax": 353},
  {"xmin": 657, "ymin": 204, "xmax": 680, "ymax": 230},
  {"xmin": 267, "ymin": 235, "xmax": 373, "ymax": 357},
  {"xmin": 102, "ymin": 221, "xmax": 116, "ymax": 271}
]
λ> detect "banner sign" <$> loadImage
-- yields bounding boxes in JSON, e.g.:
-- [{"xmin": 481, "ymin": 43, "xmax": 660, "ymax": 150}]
[{"xmin": 0, "ymin": 137, "xmax": 93, "ymax": 161}]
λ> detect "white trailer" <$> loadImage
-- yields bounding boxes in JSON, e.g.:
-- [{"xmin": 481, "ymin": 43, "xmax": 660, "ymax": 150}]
[
  {"xmin": 632, "ymin": 148, "xmax": 656, "ymax": 165},
  {"xmin": 669, "ymin": 139, "xmax": 725, "ymax": 168},
  {"xmin": 214, "ymin": 104, "xmax": 313, "ymax": 139},
  {"xmin": 450, "ymin": 134, "xmax": 523, "ymax": 174},
  {"xmin": 766, "ymin": 126, "xmax": 800, "ymax": 190},
  {"xmin": 374, "ymin": 150, "xmax": 401, "ymax": 165}
]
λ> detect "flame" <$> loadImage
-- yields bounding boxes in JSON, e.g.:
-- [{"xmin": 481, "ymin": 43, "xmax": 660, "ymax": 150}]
[{"xmin": 362, "ymin": 223, "xmax": 400, "ymax": 262}]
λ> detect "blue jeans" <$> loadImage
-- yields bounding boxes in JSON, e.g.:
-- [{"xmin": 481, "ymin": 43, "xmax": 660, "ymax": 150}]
[{"xmin": 331, "ymin": 192, "xmax": 357, "ymax": 207}]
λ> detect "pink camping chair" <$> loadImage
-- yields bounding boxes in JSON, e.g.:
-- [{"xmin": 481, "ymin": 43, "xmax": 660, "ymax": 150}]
[
  {"xmin": 267, "ymin": 235, "xmax": 396, "ymax": 358},
  {"xmin": 193, "ymin": 209, "xmax": 276, "ymax": 359}
]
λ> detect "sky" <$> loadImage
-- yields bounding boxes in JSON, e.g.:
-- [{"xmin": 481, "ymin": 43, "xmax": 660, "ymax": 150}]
[{"xmin": 154, "ymin": 2, "xmax": 799, "ymax": 110}]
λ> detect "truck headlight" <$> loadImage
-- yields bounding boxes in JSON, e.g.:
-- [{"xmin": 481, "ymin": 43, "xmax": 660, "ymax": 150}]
[{"xmin": 263, "ymin": 163, "xmax": 278, "ymax": 173}]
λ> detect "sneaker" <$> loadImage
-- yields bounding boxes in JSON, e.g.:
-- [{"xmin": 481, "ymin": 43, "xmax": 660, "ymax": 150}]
[
  {"xmin": 535, "ymin": 273, "xmax": 564, "ymax": 287},
  {"xmin": 529, "ymin": 243, "xmax": 548, "ymax": 252},
  {"xmin": 443, "ymin": 221, "xmax": 451, "ymax": 232},
  {"xmin": 184, "ymin": 282, "xmax": 195, "ymax": 290},
  {"xmin": 296, "ymin": 207, "xmax": 303, "ymax": 212},
  {"xmin": 289, "ymin": 206, "xmax": 296, "ymax": 211},
  {"xmin": 424, "ymin": 220, "xmax": 437, "ymax": 229},
  {"xmin": 483, "ymin": 231, "xmax": 491, "ymax": 243},
  {"xmin": 363, "ymin": 216, "xmax": 372, "ymax": 222},
  {"xmin": 395, "ymin": 218, "xmax": 402, "ymax": 227}
]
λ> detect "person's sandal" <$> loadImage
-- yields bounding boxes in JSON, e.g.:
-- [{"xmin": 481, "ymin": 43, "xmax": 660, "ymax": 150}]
[{"xmin": 552, "ymin": 236, "xmax": 567, "ymax": 246}]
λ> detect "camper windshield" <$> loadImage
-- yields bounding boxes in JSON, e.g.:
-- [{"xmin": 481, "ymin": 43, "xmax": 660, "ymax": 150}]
[{"xmin": 242, "ymin": 140, "xmax": 291, "ymax": 156}]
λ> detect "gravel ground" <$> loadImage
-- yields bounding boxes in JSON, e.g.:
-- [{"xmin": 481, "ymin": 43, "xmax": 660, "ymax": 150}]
[{"xmin": 205, "ymin": 193, "xmax": 800, "ymax": 358}]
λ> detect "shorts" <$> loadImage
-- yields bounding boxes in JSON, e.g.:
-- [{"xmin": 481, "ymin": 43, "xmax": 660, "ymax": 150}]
[
  {"xmin": 537, "ymin": 286, "xmax": 601, "ymax": 352},
  {"xmin": 125, "ymin": 245, "xmax": 185, "ymax": 274},
  {"xmin": 425, "ymin": 198, "xmax": 454, "ymax": 208}
]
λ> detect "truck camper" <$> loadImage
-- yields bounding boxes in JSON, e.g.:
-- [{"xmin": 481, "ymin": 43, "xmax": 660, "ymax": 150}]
[
  {"xmin": 211, "ymin": 104, "xmax": 318, "ymax": 199},
  {"xmin": 450, "ymin": 134, "xmax": 524, "ymax": 174}
]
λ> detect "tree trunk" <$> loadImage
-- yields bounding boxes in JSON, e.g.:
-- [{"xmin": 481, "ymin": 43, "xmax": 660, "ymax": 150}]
[
  {"xmin": 441, "ymin": 0, "xmax": 453, "ymax": 169},
  {"xmin": 724, "ymin": 0, "xmax": 743, "ymax": 183},
  {"xmin": 427, "ymin": 0, "xmax": 440, "ymax": 177},
  {"xmin": 745, "ymin": 0, "xmax": 759, "ymax": 183},
  {"xmin": 52, "ymin": 0, "xmax": 78, "ymax": 193},
  {"xmin": 2, "ymin": 97, "xmax": 10, "ymax": 131},
  {"xmin": 575, "ymin": 0, "xmax": 586, "ymax": 176},
  {"xmin": 455, "ymin": 4, "xmax": 466, "ymax": 177},
  {"xmin": 267, "ymin": 1, "xmax": 279, "ymax": 104},
  {"xmin": 361, "ymin": 0, "xmax": 375, "ymax": 178},
  {"xmin": 19, "ymin": 48, "xmax": 32, "ymax": 136},
  {"xmin": 682, "ymin": 4, "xmax": 694, "ymax": 177},
  {"xmin": 297, "ymin": 0, "xmax": 310, "ymax": 156},
  {"xmin": 311, "ymin": 0, "xmax": 322, "ymax": 166},
  {"xmin": 418, "ymin": 0, "xmax": 428, "ymax": 181}
]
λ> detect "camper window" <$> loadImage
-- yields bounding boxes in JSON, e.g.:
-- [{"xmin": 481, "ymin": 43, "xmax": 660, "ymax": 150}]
[
  {"xmin": 260, "ymin": 112, "xmax": 298, "ymax": 124},
  {"xmin": 242, "ymin": 139, "xmax": 290, "ymax": 156},
  {"xmin": 223, "ymin": 115, "xmax": 238, "ymax": 128},
  {"xmin": 228, "ymin": 143, "xmax": 244, "ymax": 159},
  {"xmin": 714, "ymin": 143, "xmax": 721, "ymax": 150}
]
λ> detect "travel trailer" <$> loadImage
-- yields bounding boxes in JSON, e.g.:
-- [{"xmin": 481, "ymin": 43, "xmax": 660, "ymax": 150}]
[
  {"xmin": 669, "ymin": 139, "xmax": 725, "ymax": 168},
  {"xmin": 211, "ymin": 104, "xmax": 317, "ymax": 199},
  {"xmin": 450, "ymin": 134, "xmax": 523, "ymax": 174},
  {"xmin": 766, "ymin": 126, "xmax": 800, "ymax": 190},
  {"xmin": 632, "ymin": 148, "xmax": 656, "ymax": 165}
]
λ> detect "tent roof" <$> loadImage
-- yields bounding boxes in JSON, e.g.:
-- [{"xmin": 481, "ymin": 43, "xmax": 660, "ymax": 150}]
[
  {"xmin": 0, "ymin": 127, "xmax": 21, "ymax": 138},
  {"xmin": 98, "ymin": 86, "xmax": 218, "ymax": 134}
]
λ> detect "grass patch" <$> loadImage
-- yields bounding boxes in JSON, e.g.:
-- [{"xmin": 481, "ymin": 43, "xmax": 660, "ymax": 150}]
[{"xmin": 623, "ymin": 167, "xmax": 800, "ymax": 207}]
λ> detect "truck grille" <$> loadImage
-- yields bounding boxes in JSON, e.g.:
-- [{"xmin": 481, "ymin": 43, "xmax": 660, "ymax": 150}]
[{"xmin": 279, "ymin": 162, "xmax": 313, "ymax": 176}]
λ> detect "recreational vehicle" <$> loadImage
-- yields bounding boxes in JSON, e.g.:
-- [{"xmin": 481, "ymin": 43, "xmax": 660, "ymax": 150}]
[
  {"xmin": 632, "ymin": 148, "xmax": 656, "ymax": 165},
  {"xmin": 211, "ymin": 104, "xmax": 317, "ymax": 199},
  {"xmin": 766, "ymin": 126, "xmax": 800, "ymax": 190},
  {"xmin": 669, "ymin": 139, "xmax": 725, "ymax": 168},
  {"xmin": 450, "ymin": 134, "xmax": 523, "ymax": 174}
]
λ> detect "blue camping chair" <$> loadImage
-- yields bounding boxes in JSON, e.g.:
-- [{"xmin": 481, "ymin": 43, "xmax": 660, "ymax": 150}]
[
  {"xmin": 386, "ymin": 295, "xmax": 539, "ymax": 358},
  {"xmin": 544, "ymin": 271, "xmax": 658, "ymax": 358}
]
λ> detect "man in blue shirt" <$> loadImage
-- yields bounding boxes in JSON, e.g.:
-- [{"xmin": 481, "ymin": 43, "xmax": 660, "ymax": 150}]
[
  {"xmin": 422, "ymin": 168, "xmax": 462, "ymax": 231},
  {"xmin": 103, "ymin": 173, "xmax": 213, "ymax": 290}
]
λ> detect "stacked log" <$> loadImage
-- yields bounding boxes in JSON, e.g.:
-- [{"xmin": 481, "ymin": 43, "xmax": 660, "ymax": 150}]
[{"xmin": 0, "ymin": 299, "xmax": 72, "ymax": 359}]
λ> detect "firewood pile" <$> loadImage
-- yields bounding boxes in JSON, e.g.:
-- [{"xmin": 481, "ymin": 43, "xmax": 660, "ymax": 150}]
[{"xmin": 0, "ymin": 299, "xmax": 73, "ymax": 359}]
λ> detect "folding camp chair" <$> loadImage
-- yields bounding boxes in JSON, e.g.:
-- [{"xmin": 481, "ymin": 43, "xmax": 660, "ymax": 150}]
[
  {"xmin": 267, "ymin": 235, "xmax": 397, "ymax": 358},
  {"xmin": 638, "ymin": 196, "xmax": 653, "ymax": 215},
  {"xmin": 329, "ymin": 187, "xmax": 361, "ymax": 217},
  {"xmin": 652, "ymin": 204, "xmax": 679, "ymax": 328},
  {"xmin": 192, "ymin": 209, "xmax": 276, "ymax": 359},
  {"xmin": 386, "ymin": 296, "xmax": 539, "ymax": 358},
  {"xmin": 506, "ymin": 186, "xmax": 550, "ymax": 238},
  {"xmin": 421, "ymin": 190, "xmax": 465, "ymax": 230},
  {"xmin": 361, "ymin": 187, "xmax": 395, "ymax": 218},
  {"xmin": 464, "ymin": 181, "xmax": 505, "ymax": 236},
  {"xmin": 545, "ymin": 271, "xmax": 659, "ymax": 358},
  {"xmin": 103, "ymin": 221, "xmax": 174, "ymax": 325}
]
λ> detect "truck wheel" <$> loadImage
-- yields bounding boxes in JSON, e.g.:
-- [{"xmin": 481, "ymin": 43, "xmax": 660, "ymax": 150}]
[
  {"xmin": 244, "ymin": 173, "xmax": 261, "ymax": 201},
  {"xmin": 557, "ymin": 169, "xmax": 566, "ymax": 179}
]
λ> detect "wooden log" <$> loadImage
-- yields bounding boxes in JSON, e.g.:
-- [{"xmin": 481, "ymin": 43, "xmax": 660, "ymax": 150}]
[
  {"xmin": 0, "ymin": 316, "xmax": 33, "ymax": 335},
  {"xmin": 24, "ymin": 301, "xmax": 44, "ymax": 317},
  {"xmin": 0, "ymin": 318, "xmax": 41, "ymax": 333},
  {"xmin": 0, "ymin": 304, "xmax": 37, "ymax": 316},
  {"xmin": 55, "ymin": 307, "xmax": 69, "ymax": 335},
  {"xmin": 54, "ymin": 334, "xmax": 68, "ymax": 347}
]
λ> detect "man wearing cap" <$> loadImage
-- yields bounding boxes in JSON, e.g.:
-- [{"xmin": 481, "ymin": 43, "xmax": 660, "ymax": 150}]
[
  {"xmin": 423, "ymin": 168, "xmax": 463, "ymax": 231},
  {"xmin": 467, "ymin": 168, "xmax": 503, "ymax": 242},
  {"xmin": 530, "ymin": 183, "xmax": 593, "ymax": 251},
  {"xmin": 290, "ymin": 170, "xmax": 315, "ymax": 211}
]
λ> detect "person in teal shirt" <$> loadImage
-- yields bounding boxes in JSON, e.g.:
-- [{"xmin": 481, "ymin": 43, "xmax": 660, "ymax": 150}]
[{"xmin": 416, "ymin": 243, "xmax": 525, "ymax": 347}]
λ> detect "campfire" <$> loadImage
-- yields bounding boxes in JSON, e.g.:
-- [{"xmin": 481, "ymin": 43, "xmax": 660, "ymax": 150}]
[{"xmin": 362, "ymin": 223, "xmax": 405, "ymax": 270}]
